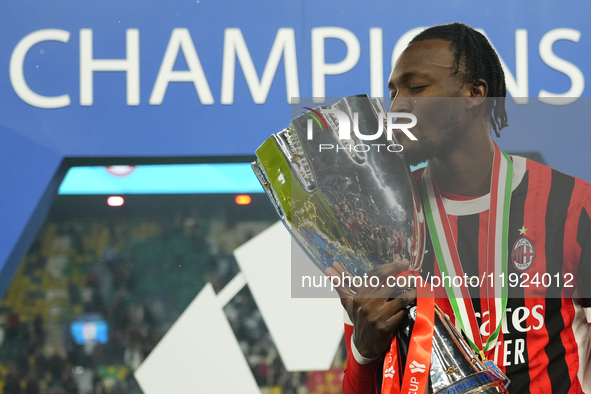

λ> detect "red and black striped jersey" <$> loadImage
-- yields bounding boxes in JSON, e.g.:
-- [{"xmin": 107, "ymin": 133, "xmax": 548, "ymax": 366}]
[{"xmin": 343, "ymin": 156, "xmax": 591, "ymax": 394}]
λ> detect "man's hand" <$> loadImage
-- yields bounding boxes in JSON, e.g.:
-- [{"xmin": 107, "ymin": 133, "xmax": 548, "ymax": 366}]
[{"xmin": 326, "ymin": 258, "xmax": 416, "ymax": 360}]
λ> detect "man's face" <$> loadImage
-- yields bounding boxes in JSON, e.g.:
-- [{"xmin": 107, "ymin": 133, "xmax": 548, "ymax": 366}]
[{"xmin": 387, "ymin": 39, "xmax": 472, "ymax": 165}]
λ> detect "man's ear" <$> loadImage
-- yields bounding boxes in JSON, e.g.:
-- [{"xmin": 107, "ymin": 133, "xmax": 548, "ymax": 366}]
[{"xmin": 467, "ymin": 79, "xmax": 488, "ymax": 110}]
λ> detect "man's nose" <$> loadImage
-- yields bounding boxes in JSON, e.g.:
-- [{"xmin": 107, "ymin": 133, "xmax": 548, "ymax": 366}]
[{"xmin": 390, "ymin": 97, "xmax": 413, "ymax": 114}]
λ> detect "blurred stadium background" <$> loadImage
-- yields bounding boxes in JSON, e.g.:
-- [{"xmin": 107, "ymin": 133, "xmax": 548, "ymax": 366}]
[{"xmin": 0, "ymin": 164, "xmax": 347, "ymax": 393}]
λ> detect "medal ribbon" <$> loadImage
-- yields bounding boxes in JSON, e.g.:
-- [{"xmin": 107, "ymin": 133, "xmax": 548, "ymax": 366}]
[
  {"xmin": 382, "ymin": 276, "xmax": 435, "ymax": 394},
  {"xmin": 421, "ymin": 142, "xmax": 512, "ymax": 354}
]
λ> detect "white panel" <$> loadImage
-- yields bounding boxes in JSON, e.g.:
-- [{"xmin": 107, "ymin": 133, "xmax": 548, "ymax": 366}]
[
  {"xmin": 134, "ymin": 283, "xmax": 260, "ymax": 394},
  {"xmin": 234, "ymin": 221, "xmax": 344, "ymax": 371}
]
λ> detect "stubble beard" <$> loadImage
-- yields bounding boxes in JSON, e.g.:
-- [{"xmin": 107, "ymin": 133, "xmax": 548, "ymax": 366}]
[{"xmin": 400, "ymin": 107, "xmax": 462, "ymax": 166}]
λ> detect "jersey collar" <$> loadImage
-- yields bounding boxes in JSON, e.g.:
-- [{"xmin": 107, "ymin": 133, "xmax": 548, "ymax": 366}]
[{"xmin": 441, "ymin": 155, "xmax": 527, "ymax": 216}]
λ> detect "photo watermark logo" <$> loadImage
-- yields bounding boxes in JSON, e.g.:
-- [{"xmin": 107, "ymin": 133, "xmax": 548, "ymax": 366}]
[{"xmin": 304, "ymin": 107, "xmax": 418, "ymax": 153}]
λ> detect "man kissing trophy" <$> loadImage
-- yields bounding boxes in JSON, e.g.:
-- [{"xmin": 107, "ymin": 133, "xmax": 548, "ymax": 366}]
[{"xmin": 251, "ymin": 95, "xmax": 509, "ymax": 394}]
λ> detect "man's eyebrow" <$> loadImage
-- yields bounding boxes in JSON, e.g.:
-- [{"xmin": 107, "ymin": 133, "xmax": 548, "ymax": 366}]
[{"xmin": 388, "ymin": 71, "xmax": 431, "ymax": 89}]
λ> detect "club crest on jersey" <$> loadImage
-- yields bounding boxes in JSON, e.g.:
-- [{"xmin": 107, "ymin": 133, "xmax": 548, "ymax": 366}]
[{"xmin": 512, "ymin": 235, "xmax": 535, "ymax": 271}]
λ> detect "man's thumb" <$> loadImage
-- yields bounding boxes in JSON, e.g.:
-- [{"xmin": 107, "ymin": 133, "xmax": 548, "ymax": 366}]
[{"xmin": 325, "ymin": 266, "xmax": 353, "ymax": 305}]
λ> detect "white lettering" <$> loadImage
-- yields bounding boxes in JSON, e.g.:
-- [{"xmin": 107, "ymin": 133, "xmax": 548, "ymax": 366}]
[
  {"xmin": 514, "ymin": 338, "xmax": 526, "ymax": 365},
  {"xmin": 320, "ymin": 108, "xmax": 350, "ymax": 139},
  {"xmin": 80, "ymin": 29, "xmax": 140, "ymax": 106},
  {"xmin": 480, "ymin": 311, "xmax": 490, "ymax": 337},
  {"xmin": 10, "ymin": 29, "xmax": 71, "ymax": 108},
  {"xmin": 387, "ymin": 144, "xmax": 403, "ymax": 152},
  {"xmin": 312, "ymin": 276, "xmax": 323, "ymax": 288},
  {"xmin": 221, "ymin": 28, "xmax": 299, "ymax": 105},
  {"xmin": 369, "ymin": 28, "xmax": 383, "ymax": 97},
  {"xmin": 352, "ymin": 112, "xmax": 383, "ymax": 140},
  {"xmin": 501, "ymin": 308, "xmax": 511, "ymax": 334},
  {"xmin": 150, "ymin": 28, "xmax": 214, "ymax": 105},
  {"xmin": 503, "ymin": 340, "xmax": 513, "ymax": 366},
  {"xmin": 312, "ymin": 27, "xmax": 360, "ymax": 101},
  {"xmin": 512, "ymin": 306, "xmax": 531, "ymax": 332},
  {"xmin": 318, "ymin": 109, "xmax": 416, "ymax": 142},
  {"xmin": 538, "ymin": 28, "xmax": 584, "ymax": 105},
  {"xmin": 369, "ymin": 275, "xmax": 379, "ymax": 287},
  {"xmin": 532, "ymin": 304, "xmax": 544, "ymax": 330},
  {"xmin": 352, "ymin": 276, "xmax": 362, "ymax": 287},
  {"xmin": 511, "ymin": 306, "xmax": 531, "ymax": 332},
  {"xmin": 386, "ymin": 113, "xmax": 417, "ymax": 140}
]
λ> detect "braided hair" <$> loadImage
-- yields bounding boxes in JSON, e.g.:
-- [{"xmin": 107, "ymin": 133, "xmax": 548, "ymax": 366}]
[{"xmin": 409, "ymin": 23, "xmax": 509, "ymax": 137}]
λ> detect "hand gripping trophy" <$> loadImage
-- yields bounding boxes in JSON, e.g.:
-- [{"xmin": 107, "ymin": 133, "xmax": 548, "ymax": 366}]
[{"xmin": 252, "ymin": 95, "xmax": 509, "ymax": 394}]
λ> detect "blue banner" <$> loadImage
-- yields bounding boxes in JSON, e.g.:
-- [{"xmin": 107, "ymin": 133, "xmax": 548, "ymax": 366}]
[{"xmin": 1, "ymin": 0, "xmax": 590, "ymax": 294}]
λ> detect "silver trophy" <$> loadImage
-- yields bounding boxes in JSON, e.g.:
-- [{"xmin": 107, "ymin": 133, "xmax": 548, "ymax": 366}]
[{"xmin": 252, "ymin": 95, "xmax": 509, "ymax": 393}]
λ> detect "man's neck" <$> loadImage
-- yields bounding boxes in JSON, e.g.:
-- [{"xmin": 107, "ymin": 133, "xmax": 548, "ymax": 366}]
[{"xmin": 427, "ymin": 137, "xmax": 495, "ymax": 197}]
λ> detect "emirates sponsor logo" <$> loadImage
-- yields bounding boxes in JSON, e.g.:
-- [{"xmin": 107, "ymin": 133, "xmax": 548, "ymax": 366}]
[
  {"xmin": 477, "ymin": 305, "xmax": 544, "ymax": 336},
  {"xmin": 409, "ymin": 360, "xmax": 426, "ymax": 373}
]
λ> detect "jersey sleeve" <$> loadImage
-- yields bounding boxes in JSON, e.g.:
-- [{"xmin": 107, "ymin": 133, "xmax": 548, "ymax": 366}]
[{"xmin": 343, "ymin": 311, "xmax": 383, "ymax": 394}]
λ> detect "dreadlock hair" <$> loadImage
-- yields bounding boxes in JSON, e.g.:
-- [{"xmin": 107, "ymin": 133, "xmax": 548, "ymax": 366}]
[{"xmin": 409, "ymin": 22, "xmax": 509, "ymax": 137}]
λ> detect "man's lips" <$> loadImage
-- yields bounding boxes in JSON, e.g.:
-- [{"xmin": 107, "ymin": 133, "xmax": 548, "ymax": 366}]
[{"xmin": 392, "ymin": 128, "xmax": 415, "ymax": 142}]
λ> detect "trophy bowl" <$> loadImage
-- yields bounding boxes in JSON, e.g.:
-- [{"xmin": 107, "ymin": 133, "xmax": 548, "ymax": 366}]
[{"xmin": 251, "ymin": 95, "xmax": 425, "ymax": 278}]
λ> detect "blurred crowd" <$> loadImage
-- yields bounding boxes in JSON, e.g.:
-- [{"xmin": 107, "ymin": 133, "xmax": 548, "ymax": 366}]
[{"xmin": 0, "ymin": 203, "xmax": 346, "ymax": 394}]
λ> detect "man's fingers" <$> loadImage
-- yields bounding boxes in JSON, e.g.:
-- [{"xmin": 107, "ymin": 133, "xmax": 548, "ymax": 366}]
[
  {"xmin": 382, "ymin": 309, "xmax": 408, "ymax": 332},
  {"xmin": 332, "ymin": 261, "xmax": 347, "ymax": 276},
  {"xmin": 378, "ymin": 288, "xmax": 417, "ymax": 319},
  {"xmin": 366, "ymin": 259, "xmax": 411, "ymax": 281},
  {"xmin": 325, "ymin": 265, "xmax": 355, "ymax": 303},
  {"xmin": 330, "ymin": 261, "xmax": 361, "ymax": 292},
  {"xmin": 325, "ymin": 266, "xmax": 338, "ymax": 277},
  {"xmin": 326, "ymin": 261, "xmax": 416, "ymax": 304}
]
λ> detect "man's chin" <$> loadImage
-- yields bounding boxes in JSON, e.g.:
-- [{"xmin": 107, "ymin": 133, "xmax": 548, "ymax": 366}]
[{"xmin": 401, "ymin": 148, "xmax": 429, "ymax": 167}]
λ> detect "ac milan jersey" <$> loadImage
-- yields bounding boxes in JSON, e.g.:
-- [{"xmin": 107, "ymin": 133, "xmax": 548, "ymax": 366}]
[{"xmin": 343, "ymin": 156, "xmax": 591, "ymax": 394}]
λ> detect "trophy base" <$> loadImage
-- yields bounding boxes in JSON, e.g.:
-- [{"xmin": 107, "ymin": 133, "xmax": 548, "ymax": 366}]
[{"xmin": 433, "ymin": 371, "xmax": 508, "ymax": 394}]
